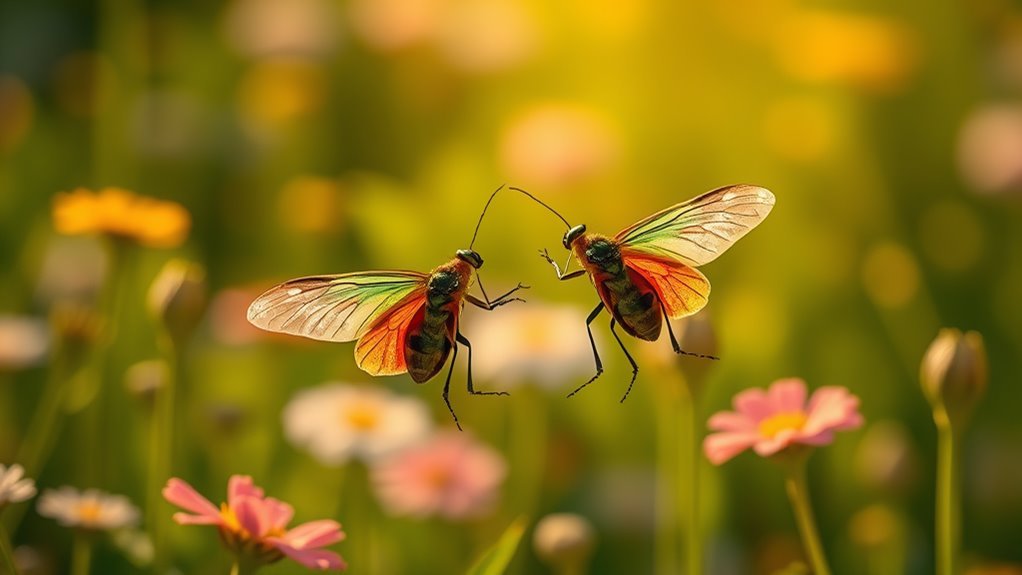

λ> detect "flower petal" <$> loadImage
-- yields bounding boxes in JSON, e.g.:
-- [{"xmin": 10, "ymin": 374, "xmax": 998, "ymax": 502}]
[
  {"xmin": 703, "ymin": 431, "xmax": 757, "ymax": 465},
  {"xmin": 271, "ymin": 541, "xmax": 347, "ymax": 571},
  {"xmin": 162, "ymin": 478, "xmax": 221, "ymax": 522},
  {"xmin": 768, "ymin": 378, "xmax": 807, "ymax": 412},
  {"xmin": 803, "ymin": 386, "xmax": 863, "ymax": 436},
  {"xmin": 732, "ymin": 388, "xmax": 773, "ymax": 422},
  {"xmin": 233, "ymin": 495, "xmax": 269, "ymax": 538},
  {"xmin": 172, "ymin": 512, "xmax": 222, "ymax": 526},
  {"xmin": 263, "ymin": 497, "xmax": 295, "ymax": 532},
  {"xmin": 707, "ymin": 411, "xmax": 755, "ymax": 432},
  {"xmin": 281, "ymin": 520, "xmax": 345, "ymax": 549},
  {"xmin": 753, "ymin": 428, "xmax": 799, "ymax": 457},
  {"xmin": 227, "ymin": 475, "xmax": 264, "ymax": 508}
]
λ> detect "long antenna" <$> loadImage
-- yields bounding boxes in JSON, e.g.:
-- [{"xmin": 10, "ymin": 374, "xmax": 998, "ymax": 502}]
[
  {"xmin": 469, "ymin": 184, "xmax": 505, "ymax": 249},
  {"xmin": 508, "ymin": 186, "xmax": 571, "ymax": 229}
]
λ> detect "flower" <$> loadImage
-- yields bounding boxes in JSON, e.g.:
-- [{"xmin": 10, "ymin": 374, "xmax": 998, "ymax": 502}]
[
  {"xmin": 469, "ymin": 301, "xmax": 597, "ymax": 390},
  {"xmin": 371, "ymin": 431, "xmax": 506, "ymax": 520},
  {"xmin": 957, "ymin": 104, "xmax": 1022, "ymax": 197},
  {"xmin": 0, "ymin": 316, "xmax": 48, "ymax": 371},
  {"xmin": 920, "ymin": 328, "xmax": 988, "ymax": 428},
  {"xmin": 704, "ymin": 378, "xmax": 863, "ymax": 465},
  {"xmin": 37, "ymin": 487, "xmax": 140, "ymax": 530},
  {"xmin": 223, "ymin": 0, "xmax": 340, "ymax": 60},
  {"xmin": 532, "ymin": 513, "xmax": 596, "ymax": 572},
  {"xmin": 283, "ymin": 383, "xmax": 432, "ymax": 466},
  {"xmin": 148, "ymin": 259, "xmax": 208, "ymax": 345},
  {"xmin": 163, "ymin": 475, "xmax": 346, "ymax": 570},
  {"xmin": 52, "ymin": 188, "xmax": 190, "ymax": 248},
  {"xmin": 0, "ymin": 464, "xmax": 37, "ymax": 507}
]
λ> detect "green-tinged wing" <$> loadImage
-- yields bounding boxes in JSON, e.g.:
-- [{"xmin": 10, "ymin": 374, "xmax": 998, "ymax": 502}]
[
  {"xmin": 614, "ymin": 184, "xmax": 775, "ymax": 266},
  {"xmin": 246, "ymin": 271, "xmax": 427, "ymax": 343}
]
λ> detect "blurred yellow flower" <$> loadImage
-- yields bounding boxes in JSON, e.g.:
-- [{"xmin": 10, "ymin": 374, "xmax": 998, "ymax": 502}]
[
  {"xmin": 278, "ymin": 176, "xmax": 345, "ymax": 234},
  {"xmin": 437, "ymin": 0, "xmax": 537, "ymax": 73},
  {"xmin": 223, "ymin": 0, "xmax": 339, "ymax": 59},
  {"xmin": 500, "ymin": 103, "xmax": 618, "ymax": 187},
  {"xmin": 237, "ymin": 58, "xmax": 327, "ymax": 130},
  {"xmin": 52, "ymin": 188, "xmax": 190, "ymax": 248},
  {"xmin": 348, "ymin": 0, "xmax": 443, "ymax": 52},
  {"xmin": 0, "ymin": 75, "xmax": 34, "ymax": 153},
  {"xmin": 774, "ymin": 11, "xmax": 918, "ymax": 94}
]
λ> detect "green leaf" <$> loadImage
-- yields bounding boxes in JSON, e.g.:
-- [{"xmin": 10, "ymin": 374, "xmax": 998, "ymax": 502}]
[{"xmin": 465, "ymin": 516, "xmax": 528, "ymax": 575}]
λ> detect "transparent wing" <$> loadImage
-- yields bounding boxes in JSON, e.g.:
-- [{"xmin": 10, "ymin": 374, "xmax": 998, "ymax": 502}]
[
  {"xmin": 246, "ymin": 271, "xmax": 428, "ymax": 343},
  {"xmin": 614, "ymin": 184, "xmax": 775, "ymax": 267}
]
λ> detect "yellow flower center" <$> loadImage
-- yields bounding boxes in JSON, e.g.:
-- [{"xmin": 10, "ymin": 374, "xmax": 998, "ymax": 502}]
[
  {"xmin": 758, "ymin": 411, "xmax": 808, "ymax": 439},
  {"xmin": 424, "ymin": 465, "xmax": 452, "ymax": 491},
  {"xmin": 76, "ymin": 501, "xmax": 103, "ymax": 525},
  {"xmin": 344, "ymin": 403, "xmax": 381, "ymax": 431}
]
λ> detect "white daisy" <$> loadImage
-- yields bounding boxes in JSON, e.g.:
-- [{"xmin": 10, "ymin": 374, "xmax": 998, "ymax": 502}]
[
  {"xmin": 37, "ymin": 487, "xmax": 140, "ymax": 530},
  {"xmin": 0, "ymin": 463, "xmax": 36, "ymax": 507},
  {"xmin": 468, "ymin": 300, "xmax": 597, "ymax": 390},
  {"xmin": 282, "ymin": 383, "xmax": 432, "ymax": 466}
]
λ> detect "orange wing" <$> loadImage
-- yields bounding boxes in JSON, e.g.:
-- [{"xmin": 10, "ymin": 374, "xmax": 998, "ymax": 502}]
[
  {"xmin": 620, "ymin": 247, "xmax": 710, "ymax": 319},
  {"xmin": 354, "ymin": 292, "xmax": 427, "ymax": 376}
]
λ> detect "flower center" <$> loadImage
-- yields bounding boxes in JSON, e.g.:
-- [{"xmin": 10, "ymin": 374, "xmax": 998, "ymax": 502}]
[
  {"xmin": 424, "ymin": 465, "xmax": 452, "ymax": 491},
  {"xmin": 77, "ymin": 501, "xmax": 103, "ymax": 524},
  {"xmin": 344, "ymin": 403, "xmax": 381, "ymax": 431},
  {"xmin": 758, "ymin": 411, "xmax": 808, "ymax": 439}
]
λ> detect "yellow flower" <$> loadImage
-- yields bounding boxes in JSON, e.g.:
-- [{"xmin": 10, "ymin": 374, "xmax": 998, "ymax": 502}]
[{"xmin": 52, "ymin": 188, "xmax": 190, "ymax": 248}]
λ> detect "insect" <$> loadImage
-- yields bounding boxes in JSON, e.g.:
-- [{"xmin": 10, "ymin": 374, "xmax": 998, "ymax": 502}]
[
  {"xmin": 246, "ymin": 186, "xmax": 527, "ymax": 429},
  {"xmin": 521, "ymin": 184, "xmax": 775, "ymax": 401}
]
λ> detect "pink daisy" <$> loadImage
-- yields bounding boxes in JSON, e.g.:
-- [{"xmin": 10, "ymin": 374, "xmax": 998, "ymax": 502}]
[
  {"xmin": 163, "ymin": 475, "xmax": 346, "ymax": 571},
  {"xmin": 371, "ymin": 431, "xmax": 506, "ymax": 520},
  {"xmin": 704, "ymin": 378, "xmax": 864, "ymax": 465}
]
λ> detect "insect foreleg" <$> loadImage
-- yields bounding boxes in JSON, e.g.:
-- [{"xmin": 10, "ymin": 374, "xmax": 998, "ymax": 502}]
[
  {"xmin": 456, "ymin": 331, "xmax": 508, "ymax": 396},
  {"xmin": 567, "ymin": 302, "xmax": 605, "ymax": 398},
  {"xmin": 539, "ymin": 249, "xmax": 586, "ymax": 281},
  {"xmin": 610, "ymin": 318, "xmax": 640, "ymax": 403}
]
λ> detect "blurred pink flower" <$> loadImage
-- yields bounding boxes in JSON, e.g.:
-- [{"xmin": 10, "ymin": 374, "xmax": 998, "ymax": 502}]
[
  {"xmin": 163, "ymin": 475, "xmax": 346, "ymax": 571},
  {"xmin": 704, "ymin": 378, "xmax": 863, "ymax": 465},
  {"xmin": 371, "ymin": 432, "xmax": 506, "ymax": 520},
  {"xmin": 957, "ymin": 104, "xmax": 1022, "ymax": 196}
]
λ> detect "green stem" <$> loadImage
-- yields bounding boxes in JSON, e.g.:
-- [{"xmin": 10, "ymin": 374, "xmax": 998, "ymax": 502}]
[
  {"xmin": 70, "ymin": 533, "xmax": 92, "ymax": 575},
  {"xmin": 936, "ymin": 422, "xmax": 959, "ymax": 575},
  {"xmin": 149, "ymin": 336, "xmax": 181, "ymax": 571},
  {"xmin": 230, "ymin": 559, "xmax": 260, "ymax": 575},
  {"xmin": 683, "ymin": 389, "xmax": 702, "ymax": 575},
  {"xmin": 784, "ymin": 459, "xmax": 831, "ymax": 575},
  {"xmin": 653, "ymin": 387, "xmax": 678, "ymax": 575},
  {"xmin": 0, "ymin": 521, "xmax": 20, "ymax": 575}
]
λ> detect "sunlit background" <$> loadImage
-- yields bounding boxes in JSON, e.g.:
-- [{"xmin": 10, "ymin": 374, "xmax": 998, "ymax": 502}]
[{"xmin": 2, "ymin": 0, "xmax": 1021, "ymax": 574}]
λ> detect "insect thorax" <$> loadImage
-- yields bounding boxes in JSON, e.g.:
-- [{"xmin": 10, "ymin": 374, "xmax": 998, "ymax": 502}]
[
  {"xmin": 427, "ymin": 270, "xmax": 460, "ymax": 305},
  {"xmin": 585, "ymin": 238, "xmax": 623, "ymax": 273}
]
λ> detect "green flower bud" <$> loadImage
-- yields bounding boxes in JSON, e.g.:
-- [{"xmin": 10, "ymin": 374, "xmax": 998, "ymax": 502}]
[
  {"xmin": 148, "ymin": 259, "xmax": 207, "ymax": 347},
  {"xmin": 920, "ymin": 328, "xmax": 987, "ymax": 428}
]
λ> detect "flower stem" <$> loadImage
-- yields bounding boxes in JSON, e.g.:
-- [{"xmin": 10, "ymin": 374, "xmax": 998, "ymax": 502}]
[
  {"xmin": 653, "ymin": 386, "xmax": 679, "ymax": 575},
  {"xmin": 784, "ymin": 459, "xmax": 831, "ymax": 575},
  {"xmin": 149, "ymin": 335, "xmax": 181, "ymax": 571},
  {"xmin": 682, "ymin": 388, "xmax": 702, "ymax": 575},
  {"xmin": 0, "ymin": 521, "xmax": 20, "ymax": 575},
  {"xmin": 70, "ymin": 533, "xmax": 92, "ymax": 575},
  {"xmin": 936, "ymin": 422, "xmax": 959, "ymax": 575},
  {"xmin": 230, "ymin": 559, "xmax": 260, "ymax": 575}
]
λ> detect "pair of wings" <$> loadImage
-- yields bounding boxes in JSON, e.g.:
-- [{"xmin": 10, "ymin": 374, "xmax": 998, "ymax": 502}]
[
  {"xmin": 609, "ymin": 184, "xmax": 775, "ymax": 319},
  {"xmin": 247, "ymin": 271, "xmax": 432, "ymax": 377}
]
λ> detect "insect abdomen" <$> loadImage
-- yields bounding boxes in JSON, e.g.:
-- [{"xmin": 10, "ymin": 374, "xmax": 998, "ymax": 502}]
[
  {"xmin": 600, "ymin": 270, "xmax": 662, "ymax": 341},
  {"xmin": 405, "ymin": 306, "xmax": 453, "ymax": 383}
]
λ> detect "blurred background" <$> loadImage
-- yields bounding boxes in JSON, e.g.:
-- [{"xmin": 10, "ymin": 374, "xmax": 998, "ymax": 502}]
[{"xmin": 2, "ymin": 0, "xmax": 1022, "ymax": 573}]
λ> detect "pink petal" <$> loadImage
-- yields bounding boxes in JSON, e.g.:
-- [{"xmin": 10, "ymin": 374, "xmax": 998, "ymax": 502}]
[
  {"xmin": 796, "ymin": 429, "xmax": 835, "ymax": 446},
  {"xmin": 272, "ymin": 541, "xmax": 347, "ymax": 571},
  {"xmin": 228, "ymin": 475, "xmax": 264, "ymax": 508},
  {"xmin": 732, "ymin": 388, "xmax": 774, "ymax": 422},
  {"xmin": 233, "ymin": 496, "xmax": 269, "ymax": 538},
  {"xmin": 707, "ymin": 411, "xmax": 755, "ymax": 432},
  {"xmin": 803, "ymin": 387, "xmax": 863, "ymax": 436},
  {"xmin": 281, "ymin": 520, "xmax": 345, "ymax": 549},
  {"xmin": 172, "ymin": 512, "xmax": 222, "ymax": 526},
  {"xmin": 163, "ymin": 478, "xmax": 221, "ymax": 523},
  {"xmin": 703, "ymin": 431, "xmax": 757, "ymax": 465},
  {"xmin": 768, "ymin": 378, "xmax": 807, "ymax": 412},
  {"xmin": 753, "ymin": 428, "xmax": 799, "ymax": 457},
  {"xmin": 263, "ymin": 497, "xmax": 295, "ymax": 532}
]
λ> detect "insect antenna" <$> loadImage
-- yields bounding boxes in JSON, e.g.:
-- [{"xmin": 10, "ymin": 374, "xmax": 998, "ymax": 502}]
[
  {"xmin": 508, "ymin": 186, "xmax": 571, "ymax": 229},
  {"xmin": 469, "ymin": 184, "xmax": 505, "ymax": 250}
]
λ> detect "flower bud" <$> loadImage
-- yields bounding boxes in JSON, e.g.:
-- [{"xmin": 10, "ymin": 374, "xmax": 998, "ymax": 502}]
[
  {"xmin": 148, "ymin": 259, "xmax": 207, "ymax": 346},
  {"xmin": 124, "ymin": 360, "xmax": 168, "ymax": 404},
  {"xmin": 675, "ymin": 311, "xmax": 719, "ymax": 395},
  {"xmin": 920, "ymin": 328, "xmax": 988, "ymax": 427},
  {"xmin": 49, "ymin": 303, "xmax": 103, "ymax": 365},
  {"xmin": 533, "ymin": 513, "xmax": 595, "ymax": 573}
]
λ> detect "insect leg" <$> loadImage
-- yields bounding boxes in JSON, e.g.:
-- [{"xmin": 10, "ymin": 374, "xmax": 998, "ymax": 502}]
[
  {"xmin": 442, "ymin": 342, "xmax": 463, "ymax": 431},
  {"xmin": 662, "ymin": 305, "xmax": 720, "ymax": 360},
  {"xmin": 567, "ymin": 302, "xmax": 605, "ymax": 398},
  {"xmin": 456, "ymin": 331, "xmax": 509, "ymax": 396},
  {"xmin": 539, "ymin": 249, "xmax": 586, "ymax": 281},
  {"xmin": 610, "ymin": 318, "xmax": 640, "ymax": 403}
]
